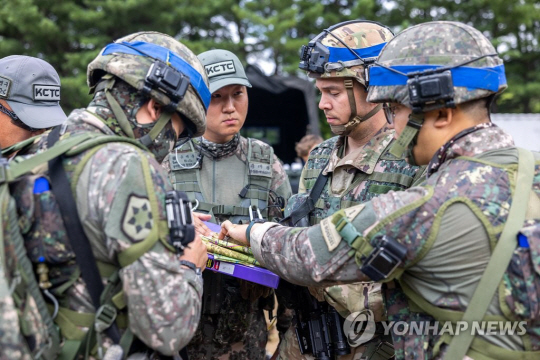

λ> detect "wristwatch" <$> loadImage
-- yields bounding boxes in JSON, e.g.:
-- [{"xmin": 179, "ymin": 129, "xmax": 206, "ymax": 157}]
[
  {"xmin": 180, "ymin": 260, "xmax": 202, "ymax": 276},
  {"xmin": 246, "ymin": 219, "xmax": 265, "ymax": 245}
]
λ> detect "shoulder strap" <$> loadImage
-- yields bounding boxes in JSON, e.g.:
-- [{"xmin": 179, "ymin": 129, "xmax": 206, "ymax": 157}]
[
  {"xmin": 1, "ymin": 134, "xmax": 41, "ymax": 157},
  {"xmin": 445, "ymin": 148, "xmax": 536, "ymax": 360},
  {"xmin": 46, "ymin": 126, "xmax": 121, "ymax": 345},
  {"xmin": 283, "ymin": 160, "xmax": 330, "ymax": 226}
]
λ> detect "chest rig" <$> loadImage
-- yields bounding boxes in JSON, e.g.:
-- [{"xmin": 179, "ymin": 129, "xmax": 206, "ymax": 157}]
[
  {"xmin": 301, "ymin": 137, "xmax": 422, "ymax": 224},
  {"xmin": 168, "ymin": 137, "xmax": 274, "ymax": 224}
]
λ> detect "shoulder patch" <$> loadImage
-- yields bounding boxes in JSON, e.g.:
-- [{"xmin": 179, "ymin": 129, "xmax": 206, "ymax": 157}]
[{"xmin": 122, "ymin": 194, "xmax": 154, "ymax": 242}]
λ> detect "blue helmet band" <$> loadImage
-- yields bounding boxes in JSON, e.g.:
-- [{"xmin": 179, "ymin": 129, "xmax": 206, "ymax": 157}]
[
  {"xmin": 102, "ymin": 41, "xmax": 211, "ymax": 109},
  {"xmin": 369, "ymin": 64, "xmax": 506, "ymax": 92},
  {"xmin": 327, "ymin": 43, "xmax": 386, "ymax": 63}
]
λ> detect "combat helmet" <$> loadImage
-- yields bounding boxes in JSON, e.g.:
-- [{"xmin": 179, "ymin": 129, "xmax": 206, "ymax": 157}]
[
  {"xmin": 367, "ymin": 21, "xmax": 507, "ymax": 162},
  {"xmin": 87, "ymin": 32, "xmax": 210, "ymax": 144},
  {"xmin": 299, "ymin": 20, "xmax": 394, "ymax": 135}
]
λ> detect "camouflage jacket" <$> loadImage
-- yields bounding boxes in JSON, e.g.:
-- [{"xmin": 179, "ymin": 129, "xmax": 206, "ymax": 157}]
[
  {"xmin": 286, "ymin": 125, "xmax": 422, "ymax": 313},
  {"xmin": 163, "ymin": 135, "xmax": 291, "ymax": 360},
  {"xmin": 250, "ymin": 123, "xmax": 540, "ymax": 359},
  {"xmin": 11, "ymin": 109, "xmax": 203, "ymax": 356}
]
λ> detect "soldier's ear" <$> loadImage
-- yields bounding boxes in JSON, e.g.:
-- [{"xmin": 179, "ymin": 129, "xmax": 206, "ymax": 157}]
[
  {"xmin": 146, "ymin": 99, "xmax": 162, "ymax": 122},
  {"xmin": 433, "ymin": 108, "xmax": 452, "ymax": 129}
]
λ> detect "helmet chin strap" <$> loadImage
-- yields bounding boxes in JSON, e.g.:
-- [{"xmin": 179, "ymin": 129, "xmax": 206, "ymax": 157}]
[
  {"xmin": 330, "ymin": 79, "xmax": 382, "ymax": 136},
  {"xmin": 389, "ymin": 112, "xmax": 424, "ymax": 164},
  {"xmin": 139, "ymin": 110, "xmax": 174, "ymax": 147},
  {"xmin": 100, "ymin": 75, "xmax": 174, "ymax": 147}
]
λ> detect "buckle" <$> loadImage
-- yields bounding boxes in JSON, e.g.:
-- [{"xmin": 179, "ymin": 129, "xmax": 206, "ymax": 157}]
[
  {"xmin": 94, "ymin": 304, "xmax": 117, "ymax": 333},
  {"xmin": 249, "ymin": 205, "xmax": 263, "ymax": 221}
]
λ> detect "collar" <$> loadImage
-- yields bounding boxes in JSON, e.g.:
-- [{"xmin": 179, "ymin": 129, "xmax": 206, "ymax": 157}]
[
  {"xmin": 199, "ymin": 133, "xmax": 240, "ymax": 160},
  {"xmin": 323, "ymin": 124, "xmax": 395, "ymax": 175},
  {"xmin": 427, "ymin": 122, "xmax": 514, "ymax": 176}
]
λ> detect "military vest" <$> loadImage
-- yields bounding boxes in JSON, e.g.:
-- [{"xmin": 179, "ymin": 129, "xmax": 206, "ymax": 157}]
[
  {"xmin": 168, "ymin": 137, "xmax": 274, "ymax": 224},
  {"xmin": 288, "ymin": 136, "xmax": 424, "ymax": 224}
]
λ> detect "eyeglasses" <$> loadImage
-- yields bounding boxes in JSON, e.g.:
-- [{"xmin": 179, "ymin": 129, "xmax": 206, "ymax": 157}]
[{"xmin": 382, "ymin": 103, "xmax": 397, "ymax": 125}]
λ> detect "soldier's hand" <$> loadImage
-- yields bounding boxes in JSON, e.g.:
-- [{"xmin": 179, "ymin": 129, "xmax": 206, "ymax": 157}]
[
  {"xmin": 192, "ymin": 212, "xmax": 213, "ymax": 236},
  {"xmin": 179, "ymin": 233, "xmax": 207, "ymax": 271},
  {"xmin": 218, "ymin": 220, "xmax": 249, "ymax": 246}
]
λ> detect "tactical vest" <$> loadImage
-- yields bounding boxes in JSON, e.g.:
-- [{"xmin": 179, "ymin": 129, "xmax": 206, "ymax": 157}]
[
  {"xmin": 294, "ymin": 136, "xmax": 424, "ymax": 224},
  {"xmin": 2, "ymin": 129, "xmax": 171, "ymax": 359},
  {"xmin": 168, "ymin": 137, "xmax": 274, "ymax": 223}
]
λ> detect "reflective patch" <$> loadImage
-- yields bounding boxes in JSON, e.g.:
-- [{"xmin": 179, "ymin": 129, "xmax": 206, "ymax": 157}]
[
  {"xmin": 122, "ymin": 194, "xmax": 154, "ymax": 242},
  {"xmin": 0, "ymin": 76, "xmax": 12, "ymax": 98},
  {"xmin": 249, "ymin": 162, "xmax": 272, "ymax": 178},
  {"xmin": 344, "ymin": 205, "xmax": 364, "ymax": 220},
  {"xmin": 321, "ymin": 217, "xmax": 341, "ymax": 252},
  {"xmin": 33, "ymin": 85, "xmax": 60, "ymax": 101},
  {"xmin": 205, "ymin": 60, "xmax": 236, "ymax": 78}
]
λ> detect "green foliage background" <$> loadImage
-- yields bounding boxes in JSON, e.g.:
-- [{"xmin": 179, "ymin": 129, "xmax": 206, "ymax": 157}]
[{"xmin": 1, "ymin": 0, "xmax": 538, "ymax": 129}]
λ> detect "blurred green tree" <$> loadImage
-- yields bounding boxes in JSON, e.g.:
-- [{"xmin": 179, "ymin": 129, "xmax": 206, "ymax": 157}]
[{"xmin": 1, "ymin": 0, "xmax": 537, "ymax": 116}]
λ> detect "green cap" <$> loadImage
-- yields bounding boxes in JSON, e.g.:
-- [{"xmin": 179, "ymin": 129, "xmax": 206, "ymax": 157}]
[{"xmin": 198, "ymin": 49, "xmax": 252, "ymax": 93}]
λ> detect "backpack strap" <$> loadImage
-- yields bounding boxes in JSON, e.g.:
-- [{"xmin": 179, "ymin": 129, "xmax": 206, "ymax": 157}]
[
  {"xmin": 1, "ymin": 134, "xmax": 41, "ymax": 157},
  {"xmin": 445, "ymin": 148, "xmax": 536, "ymax": 359},
  {"xmin": 47, "ymin": 127, "xmax": 122, "ymax": 349}
]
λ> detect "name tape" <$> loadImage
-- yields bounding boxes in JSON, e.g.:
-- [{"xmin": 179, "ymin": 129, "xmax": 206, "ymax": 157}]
[
  {"xmin": 205, "ymin": 60, "xmax": 236, "ymax": 78},
  {"xmin": 34, "ymin": 85, "xmax": 60, "ymax": 101}
]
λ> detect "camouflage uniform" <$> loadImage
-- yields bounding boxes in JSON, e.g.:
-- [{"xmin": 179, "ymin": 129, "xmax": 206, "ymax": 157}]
[
  {"xmin": 163, "ymin": 134, "xmax": 292, "ymax": 360},
  {"xmin": 280, "ymin": 125, "xmax": 422, "ymax": 360},
  {"xmin": 0, "ymin": 200, "xmax": 34, "ymax": 360},
  {"xmin": 248, "ymin": 22, "xmax": 540, "ymax": 359},
  {"xmin": 8, "ymin": 31, "xmax": 210, "ymax": 358},
  {"xmin": 251, "ymin": 123, "xmax": 540, "ymax": 359},
  {"xmin": 279, "ymin": 21, "xmax": 417, "ymax": 360}
]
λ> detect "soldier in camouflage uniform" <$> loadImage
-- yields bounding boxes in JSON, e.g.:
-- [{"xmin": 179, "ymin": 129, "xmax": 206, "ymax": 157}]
[
  {"xmin": 0, "ymin": 55, "xmax": 67, "ymax": 156},
  {"xmin": 0, "ymin": 56, "xmax": 67, "ymax": 360},
  {"xmin": 162, "ymin": 49, "xmax": 291, "ymax": 360},
  {"xmin": 278, "ymin": 20, "xmax": 423, "ymax": 360},
  {"xmin": 9, "ymin": 32, "xmax": 210, "ymax": 358},
  {"xmin": 220, "ymin": 21, "xmax": 540, "ymax": 360}
]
